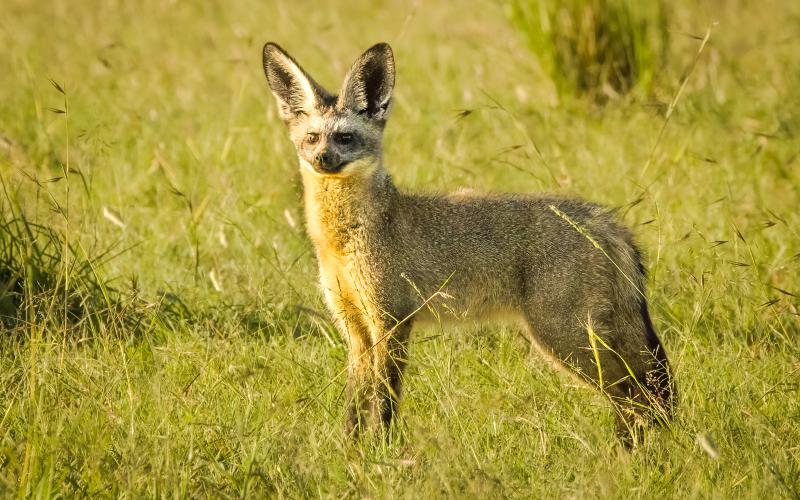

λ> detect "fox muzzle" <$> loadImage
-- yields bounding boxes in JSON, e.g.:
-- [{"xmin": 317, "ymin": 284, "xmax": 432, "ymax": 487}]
[{"xmin": 313, "ymin": 150, "xmax": 346, "ymax": 173}]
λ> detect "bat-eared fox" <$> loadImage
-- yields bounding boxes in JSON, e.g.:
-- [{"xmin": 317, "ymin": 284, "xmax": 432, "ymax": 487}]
[{"xmin": 262, "ymin": 41, "xmax": 675, "ymax": 445}]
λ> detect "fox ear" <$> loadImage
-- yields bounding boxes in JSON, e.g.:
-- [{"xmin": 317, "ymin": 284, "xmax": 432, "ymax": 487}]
[
  {"xmin": 338, "ymin": 43, "xmax": 395, "ymax": 121},
  {"xmin": 263, "ymin": 43, "xmax": 325, "ymax": 121}
]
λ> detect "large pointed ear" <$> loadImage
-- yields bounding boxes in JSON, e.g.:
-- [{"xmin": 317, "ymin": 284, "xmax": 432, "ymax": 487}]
[
  {"xmin": 262, "ymin": 43, "xmax": 325, "ymax": 122},
  {"xmin": 337, "ymin": 43, "xmax": 395, "ymax": 121}
]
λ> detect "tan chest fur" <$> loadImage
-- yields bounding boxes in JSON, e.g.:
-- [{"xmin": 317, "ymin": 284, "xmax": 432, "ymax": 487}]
[{"xmin": 302, "ymin": 170, "xmax": 376, "ymax": 335}]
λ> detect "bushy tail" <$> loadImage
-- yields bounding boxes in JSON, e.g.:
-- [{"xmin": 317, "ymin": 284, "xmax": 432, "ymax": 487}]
[{"xmin": 641, "ymin": 300, "xmax": 677, "ymax": 423}]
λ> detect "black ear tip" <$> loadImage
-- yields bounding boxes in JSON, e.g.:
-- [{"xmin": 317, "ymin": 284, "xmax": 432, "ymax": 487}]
[
  {"xmin": 263, "ymin": 42, "xmax": 285, "ymax": 60},
  {"xmin": 368, "ymin": 42, "xmax": 393, "ymax": 59}
]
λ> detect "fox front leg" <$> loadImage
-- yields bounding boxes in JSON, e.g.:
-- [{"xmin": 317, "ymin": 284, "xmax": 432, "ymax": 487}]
[
  {"xmin": 340, "ymin": 313, "xmax": 374, "ymax": 438},
  {"xmin": 371, "ymin": 320, "xmax": 412, "ymax": 431}
]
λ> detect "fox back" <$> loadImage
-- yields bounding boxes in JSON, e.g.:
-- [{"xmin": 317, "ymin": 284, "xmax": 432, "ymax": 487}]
[{"xmin": 262, "ymin": 42, "xmax": 675, "ymax": 445}]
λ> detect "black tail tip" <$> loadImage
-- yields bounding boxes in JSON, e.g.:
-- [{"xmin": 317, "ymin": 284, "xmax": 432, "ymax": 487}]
[{"xmin": 645, "ymin": 353, "xmax": 677, "ymax": 424}]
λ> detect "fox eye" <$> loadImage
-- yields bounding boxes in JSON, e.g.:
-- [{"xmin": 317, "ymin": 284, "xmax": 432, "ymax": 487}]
[
  {"xmin": 334, "ymin": 132, "xmax": 354, "ymax": 145},
  {"xmin": 306, "ymin": 132, "xmax": 320, "ymax": 144}
]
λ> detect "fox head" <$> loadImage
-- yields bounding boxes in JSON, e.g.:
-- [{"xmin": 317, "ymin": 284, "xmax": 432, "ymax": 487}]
[{"xmin": 262, "ymin": 42, "xmax": 395, "ymax": 179}]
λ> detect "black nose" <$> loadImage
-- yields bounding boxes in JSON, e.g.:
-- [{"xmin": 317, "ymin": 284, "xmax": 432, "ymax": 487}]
[{"xmin": 314, "ymin": 150, "xmax": 339, "ymax": 171}]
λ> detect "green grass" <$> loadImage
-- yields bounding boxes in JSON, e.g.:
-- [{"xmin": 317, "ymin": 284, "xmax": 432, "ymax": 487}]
[
  {"xmin": 508, "ymin": 0, "xmax": 670, "ymax": 99},
  {"xmin": 1, "ymin": 0, "xmax": 799, "ymax": 497}
]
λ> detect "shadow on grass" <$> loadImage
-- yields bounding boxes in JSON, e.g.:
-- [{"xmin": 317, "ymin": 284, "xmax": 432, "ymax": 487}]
[{"xmin": 0, "ymin": 203, "xmax": 330, "ymax": 344}]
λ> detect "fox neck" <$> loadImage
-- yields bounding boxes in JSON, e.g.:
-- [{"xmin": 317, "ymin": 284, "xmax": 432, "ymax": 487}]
[{"xmin": 300, "ymin": 159, "xmax": 396, "ymax": 255}]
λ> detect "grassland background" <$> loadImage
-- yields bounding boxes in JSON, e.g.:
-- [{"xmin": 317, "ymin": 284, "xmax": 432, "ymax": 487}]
[{"xmin": 1, "ymin": 0, "xmax": 799, "ymax": 497}]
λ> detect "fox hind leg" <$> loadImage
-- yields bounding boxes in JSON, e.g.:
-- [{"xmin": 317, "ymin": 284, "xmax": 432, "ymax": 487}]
[{"xmin": 521, "ymin": 306, "xmax": 673, "ymax": 444}]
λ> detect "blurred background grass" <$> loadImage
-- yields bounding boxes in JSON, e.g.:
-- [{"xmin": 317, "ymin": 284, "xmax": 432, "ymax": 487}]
[
  {"xmin": 509, "ymin": 0, "xmax": 670, "ymax": 99},
  {"xmin": 0, "ymin": 0, "xmax": 799, "ymax": 497}
]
